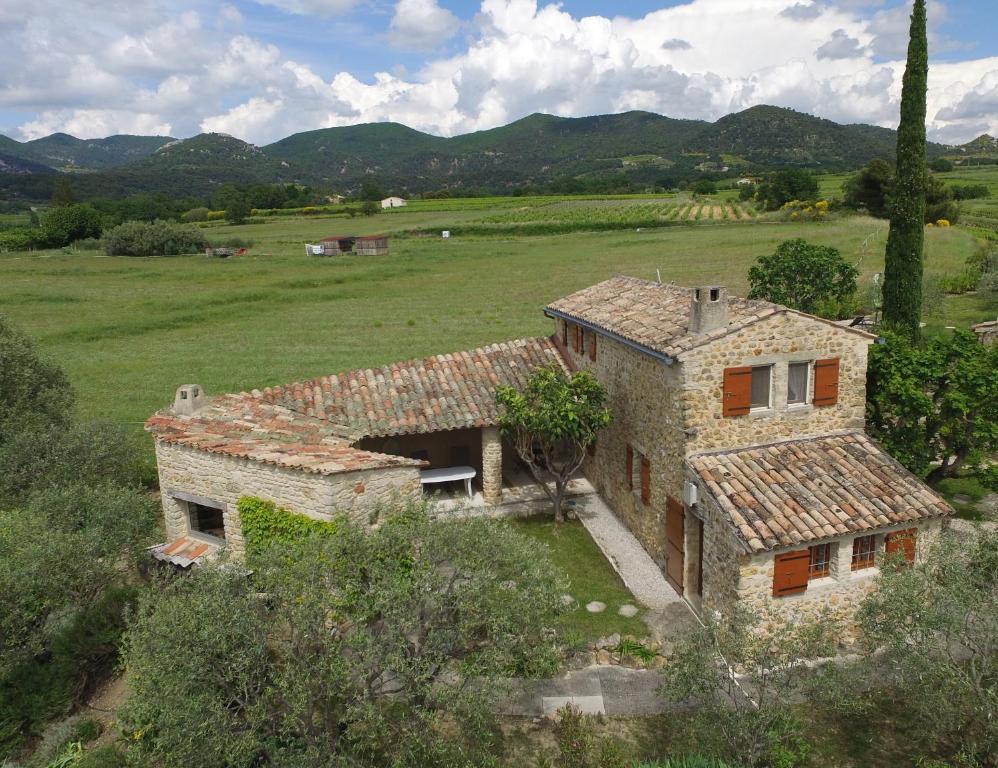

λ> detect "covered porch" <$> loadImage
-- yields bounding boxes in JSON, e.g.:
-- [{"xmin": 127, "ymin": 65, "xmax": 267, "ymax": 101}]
[{"xmin": 355, "ymin": 426, "xmax": 594, "ymax": 510}]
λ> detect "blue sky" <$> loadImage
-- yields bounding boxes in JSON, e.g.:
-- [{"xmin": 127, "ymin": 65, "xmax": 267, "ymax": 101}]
[{"xmin": 1, "ymin": 0, "xmax": 996, "ymax": 144}]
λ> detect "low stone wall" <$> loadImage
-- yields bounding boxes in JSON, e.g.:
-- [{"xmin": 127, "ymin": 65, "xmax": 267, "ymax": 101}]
[{"xmin": 154, "ymin": 441, "xmax": 421, "ymax": 558}]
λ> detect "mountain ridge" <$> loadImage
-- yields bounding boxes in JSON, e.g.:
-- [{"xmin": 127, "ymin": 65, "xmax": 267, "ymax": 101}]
[{"xmin": 0, "ymin": 106, "xmax": 973, "ymax": 199}]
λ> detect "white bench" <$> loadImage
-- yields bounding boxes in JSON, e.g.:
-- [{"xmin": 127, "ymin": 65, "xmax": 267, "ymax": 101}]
[{"xmin": 419, "ymin": 466, "xmax": 477, "ymax": 498}]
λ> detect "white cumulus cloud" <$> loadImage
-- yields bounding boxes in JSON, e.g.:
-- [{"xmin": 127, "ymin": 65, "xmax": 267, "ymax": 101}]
[
  {"xmin": 390, "ymin": 0, "xmax": 461, "ymax": 50},
  {"xmin": 2, "ymin": 0, "xmax": 997, "ymax": 146}
]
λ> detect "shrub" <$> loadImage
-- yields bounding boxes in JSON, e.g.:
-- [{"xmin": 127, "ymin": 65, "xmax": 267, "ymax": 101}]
[
  {"xmin": 101, "ymin": 220, "xmax": 207, "ymax": 257},
  {"xmin": 180, "ymin": 207, "xmax": 210, "ymax": 222},
  {"xmin": 951, "ymin": 184, "xmax": 989, "ymax": 200},
  {"xmin": 41, "ymin": 204, "xmax": 103, "ymax": 247},
  {"xmin": 120, "ymin": 504, "xmax": 567, "ymax": 768},
  {"xmin": 0, "ymin": 228, "xmax": 45, "ymax": 252},
  {"xmin": 552, "ymin": 705, "xmax": 628, "ymax": 768}
]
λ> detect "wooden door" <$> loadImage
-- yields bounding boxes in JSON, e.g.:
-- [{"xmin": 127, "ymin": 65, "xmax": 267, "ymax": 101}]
[{"xmin": 665, "ymin": 496, "xmax": 684, "ymax": 594}]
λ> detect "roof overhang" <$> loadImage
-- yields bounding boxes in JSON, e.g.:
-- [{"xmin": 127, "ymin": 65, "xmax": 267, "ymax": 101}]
[{"xmin": 544, "ymin": 307, "xmax": 675, "ymax": 365}]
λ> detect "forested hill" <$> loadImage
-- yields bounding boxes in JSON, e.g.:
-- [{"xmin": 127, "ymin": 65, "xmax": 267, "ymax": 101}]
[{"xmin": 0, "ymin": 105, "xmax": 954, "ymax": 199}]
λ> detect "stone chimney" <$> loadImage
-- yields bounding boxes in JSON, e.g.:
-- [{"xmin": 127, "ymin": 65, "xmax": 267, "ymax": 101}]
[
  {"xmin": 172, "ymin": 384, "xmax": 207, "ymax": 415},
  {"xmin": 689, "ymin": 286, "xmax": 728, "ymax": 334}
]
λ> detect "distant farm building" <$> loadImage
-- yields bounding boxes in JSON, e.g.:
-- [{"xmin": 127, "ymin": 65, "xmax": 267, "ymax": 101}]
[
  {"xmin": 381, "ymin": 196, "xmax": 407, "ymax": 209},
  {"xmin": 307, "ymin": 235, "xmax": 389, "ymax": 257},
  {"xmin": 355, "ymin": 235, "xmax": 389, "ymax": 255}
]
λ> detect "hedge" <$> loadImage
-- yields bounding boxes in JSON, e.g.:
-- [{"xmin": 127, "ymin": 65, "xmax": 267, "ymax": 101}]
[{"xmin": 237, "ymin": 496, "xmax": 339, "ymax": 557}]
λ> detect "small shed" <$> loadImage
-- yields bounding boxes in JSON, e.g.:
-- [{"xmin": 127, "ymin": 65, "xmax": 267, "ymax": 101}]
[
  {"xmin": 319, "ymin": 236, "xmax": 356, "ymax": 255},
  {"xmin": 355, "ymin": 235, "xmax": 389, "ymax": 256},
  {"xmin": 381, "ymin": 196, "xmax": 407, "ymax": 209}
]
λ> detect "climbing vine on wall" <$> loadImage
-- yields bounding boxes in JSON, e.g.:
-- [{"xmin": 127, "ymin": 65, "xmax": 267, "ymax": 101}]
[{"xmin": 237, "ymin": 496, "xmax": 339, "ymax": 558}]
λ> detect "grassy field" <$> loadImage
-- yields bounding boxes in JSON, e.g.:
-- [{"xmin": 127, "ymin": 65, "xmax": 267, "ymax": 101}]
[{"xmin": 0, "ymin": 205, "xmax": 991, "ymax": 440}]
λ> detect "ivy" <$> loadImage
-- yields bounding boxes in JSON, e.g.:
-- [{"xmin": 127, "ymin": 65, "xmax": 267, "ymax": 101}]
[{"xmin": 237, "ymin": 496, "xmax": 339, "ymax": 559}]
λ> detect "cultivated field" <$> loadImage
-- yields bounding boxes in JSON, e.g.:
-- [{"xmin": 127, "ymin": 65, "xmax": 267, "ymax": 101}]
[{"xmin": 0, "ymin": 200, "xmax": 991, "ymax": 446}]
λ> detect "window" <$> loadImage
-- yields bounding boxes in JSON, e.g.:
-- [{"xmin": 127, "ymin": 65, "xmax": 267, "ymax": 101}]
[
  {"xmin": 561, "ymin": 320, "xmax": 568, "ymax": 347},
  {"xmin": 627, "ymin": 445, "xmax": 650, "ymax": 504},
  {"xmin": 750, "ymin": 365, "xmax": 772, "ymax": 410},
  {"xmin": 851, "ymin": 535, "xmax": 876, "ymax": 570},
  {"xmin": 808, "ymin": 543, "xmax": 832, "ymax": 579},
  {"xmin": 189, "ymin": 502, "xmax": 225, "ymax": 539},
  {"xmin": 787, "ymin": 361, "xmax": 810, "ymax": 405},
  {"xmin": 588, "ymin": 332, "xmax": 597, "ymax": 361}
]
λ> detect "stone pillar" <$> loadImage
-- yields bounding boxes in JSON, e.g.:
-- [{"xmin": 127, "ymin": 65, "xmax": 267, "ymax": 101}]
[{"xmin": 481, "ymin": 427, "xmax": 503, "ymax": 505}]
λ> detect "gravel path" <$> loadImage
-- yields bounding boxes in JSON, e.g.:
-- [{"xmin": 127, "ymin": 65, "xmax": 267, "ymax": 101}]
[{"xmin": 572, "ymin": 494, "xmax": 683, "ymax": 610}]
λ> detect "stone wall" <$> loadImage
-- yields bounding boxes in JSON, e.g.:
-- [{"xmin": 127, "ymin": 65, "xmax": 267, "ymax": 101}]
[
  {"xmin": 154, "ymin": 440, "xmax": 422, "ymax": 558},
  {"xmin": 735, "ymin": 519, "xmax": 944, "ymax": 640},
  {"xmin": 687, "ymin": 480, "xmax": 744, "ymax": 615},
  {"xmin": 564, "ymin": 321, "xmax": 686, "ymax": 571},
  {"xmin": 680, "ymin": 312, "xmax": 872, "ymax": 454}
]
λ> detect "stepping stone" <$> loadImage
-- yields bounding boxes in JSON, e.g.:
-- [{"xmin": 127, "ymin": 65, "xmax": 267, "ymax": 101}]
[
  {"xmin": 586, "ymin": 601, "xmax": 606, "ymax": 613},
  {"xmin": 618, "ymin": 604, "xmax": 639, "ymax": 618}
]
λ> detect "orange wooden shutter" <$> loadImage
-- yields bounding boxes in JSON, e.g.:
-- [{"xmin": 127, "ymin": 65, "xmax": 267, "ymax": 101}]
[
  {"xmin": 589, "ymin": 333, "xmax": 597, "ymax": 361},
  {"xmin": 640, "ymin": 456, "xmax": 651, "ymax": 505},
  {"xmin": 772, "ymin": 549, "xmax": 810, "ymax": 596},
  {"xmin": 886, "ymin": 528, "xmax": 917, "ymax": 564},
  {"xmin": 625, "ymin": 446, "xmax": 633, "ymax": 490},
  {"xmin": 722, "ymin": 366, "xmax": 752, "ymax": 417},
  {"xmin": 561, "ymin": 320, "xmax": 568, "ymax": 347},
  {"xmin": 813, "ymin": 358, "xmax": 840, "ymax": 407}
]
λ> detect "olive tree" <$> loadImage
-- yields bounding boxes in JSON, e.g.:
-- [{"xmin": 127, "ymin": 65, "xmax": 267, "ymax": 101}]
[
  {"xmin": 497, "ymin": 367, "xmax": 612, "ymax": 522},
  {"xmin": 659, "ymin": 606, "xmax": 838, "ymax": 767},
  {"xmin": 120, "ymin": 503, "xmax": 567, "ymax": 768},
  {"xmin": 855, "ymin": 531, "xmax": 998, "ymax": 762}
]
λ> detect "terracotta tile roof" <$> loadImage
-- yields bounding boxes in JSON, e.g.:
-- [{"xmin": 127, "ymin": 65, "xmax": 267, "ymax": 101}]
[
  {"xmin": 146, "ymin": 394, "xmax": 423, "ymax": 475},
  {"xmin": 256, "ymin": 337, "xmax": 568, "ymax": 438},
  {"xmin": 689, "ymin": 432, "xmax": 952, "ymax": 553},
  {"xmin": 150, "ymin": 534, "xmax": 224, "ymax": 568},
  {"xmin": 545, "ymin": 276, "xmax": 872, "ymax": 358}
]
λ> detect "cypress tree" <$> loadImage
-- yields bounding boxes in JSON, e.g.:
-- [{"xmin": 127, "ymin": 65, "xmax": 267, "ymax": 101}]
[{"xmin": 881, "ymin": 0, "xmax": 928, "ymax": 340}]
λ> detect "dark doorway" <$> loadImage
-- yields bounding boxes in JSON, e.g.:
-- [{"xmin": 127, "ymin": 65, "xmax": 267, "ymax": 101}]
[{"xmin": 189, "ymin": 502, "xmax": 225, "ymax": 539}]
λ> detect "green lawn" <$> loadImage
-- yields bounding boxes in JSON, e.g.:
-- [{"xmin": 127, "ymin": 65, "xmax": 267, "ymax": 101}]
[
  {"xmin": 0, "ymin": 209, "xmax": 988, "ymax": 444},
  {"xmin": 506, "ymin": 516, "xmax": 648, "ymax": 642}
]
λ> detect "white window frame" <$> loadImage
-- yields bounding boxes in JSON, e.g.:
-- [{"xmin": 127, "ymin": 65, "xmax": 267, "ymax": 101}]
[
  {"xmin": 749, "ymin": 365, "xmax": 773, "ymax": 412},
  {"xmin": 786, "ymin": 360, "xmax": 812, "ymax": 408}
]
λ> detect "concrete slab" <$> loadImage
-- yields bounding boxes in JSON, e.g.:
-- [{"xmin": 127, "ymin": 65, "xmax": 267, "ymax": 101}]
[
  {"xmin": 542, "ymin": 695, "xmax": 606, "ymax": 716},
  {"xmin": 597, "ymin": 667, "xmax": 668, "ymax": 716}
]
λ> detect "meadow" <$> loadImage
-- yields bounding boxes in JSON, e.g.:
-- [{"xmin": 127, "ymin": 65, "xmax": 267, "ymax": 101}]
[{"xmin": 0, "ymin": 201, "xmax": 991, "ymax": 446}]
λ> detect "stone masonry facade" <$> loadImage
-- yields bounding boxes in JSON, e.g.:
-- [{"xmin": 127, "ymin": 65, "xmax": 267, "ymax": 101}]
[
  {"xmin": 155, "ymin": 441, "xmax": 422, "ymax": 558},
  {"xmin": 680, "ymin": 311, "xmax": 870, "ymax": 453},
  {"xmin": 735, "ymin": 517, "xmax": 944, "ymax": 639}
]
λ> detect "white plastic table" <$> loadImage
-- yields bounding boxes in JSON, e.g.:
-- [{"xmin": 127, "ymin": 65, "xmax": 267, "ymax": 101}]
[{"xmin": 419, "ymin": 466, "xmax": 477, "ymax": 498}]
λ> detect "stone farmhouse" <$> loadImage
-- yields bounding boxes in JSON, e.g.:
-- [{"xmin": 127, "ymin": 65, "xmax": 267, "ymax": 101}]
[{"xmin": 146, "ymin": 276, "xmax": 951, "ymax": 626}]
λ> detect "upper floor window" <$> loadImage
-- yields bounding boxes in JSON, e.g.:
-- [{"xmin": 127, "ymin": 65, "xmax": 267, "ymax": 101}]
[
  {"xmin": 787, "ymin": 361, "xmax": 810, "ymax": 405},
  {"xmin": 750, "ymin": 365, "xmax": 772, "ymax": 410}
]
